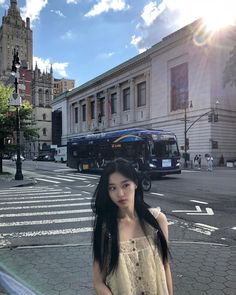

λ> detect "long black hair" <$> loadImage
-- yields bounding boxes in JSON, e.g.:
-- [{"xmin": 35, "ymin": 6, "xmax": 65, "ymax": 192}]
[{"xmin": 91, "ymin": 158, "xmax": 170, "ymax": 277}]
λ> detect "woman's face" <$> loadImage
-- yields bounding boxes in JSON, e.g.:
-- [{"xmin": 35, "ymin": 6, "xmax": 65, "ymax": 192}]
[{"xmin": 108, "ymin": 172, "xmax": 137, "ymax": 210}]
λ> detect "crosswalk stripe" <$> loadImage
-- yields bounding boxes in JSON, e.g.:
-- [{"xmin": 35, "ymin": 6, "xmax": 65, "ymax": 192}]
[
  {"xmin": 0, "ymin": 202, "xmax": 92, "ymax": 211},
  {"xmin": 0, "ymin": 208, "xmax": 92, "ymax": 217},
  {"xmin": 0, "ymin": 191, "xmax": 70, "ymax": 198},
  {"xmin": 36, "ymin": 178, "xmax": 60, "ymax": 184},
  {"xmin": 0, "ymin": 216, "xmax": 95, "ymax": 227},
  {"xmin": 0, "ymin": 199, "xmax": 91, "ymax": 205},
  {"xmin": 68, "ymin": 173, "xmax": 99, "ymax": 180},
  {"xmin": 55, "ymin": 175, "xmax": 91, "ymax": 181},
  {"xmin": 1, "ymin": 188, "xmax": 57, "ymax": 194},
  {"xmin": 0, "ymin": 227, "xmax": 93, "ymax": 238},
  {"xmin": 43, "ymin": 176, "xmax": 74, "ymax": 182},
  {"xmin": 0, "ymin": 193, "xmax": 83, "ymax": 201}
]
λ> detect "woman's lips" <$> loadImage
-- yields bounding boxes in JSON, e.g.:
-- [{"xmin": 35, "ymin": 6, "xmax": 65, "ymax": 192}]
[{"xmin": 118, "ymin": 199, "xmax": 127, "ymax": 204}]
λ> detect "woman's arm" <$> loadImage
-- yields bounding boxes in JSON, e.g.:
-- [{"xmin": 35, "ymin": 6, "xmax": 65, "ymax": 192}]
[
  {"xmin": 157, "ymin": 212, "xmax": 173, "ymax": 295},
  {"xmin": 93, "ymin": 260, "xmax": 113, "ymax": 295}
]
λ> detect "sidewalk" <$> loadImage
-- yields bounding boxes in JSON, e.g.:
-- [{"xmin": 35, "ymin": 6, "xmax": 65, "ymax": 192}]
[
  {"xmin": 0, "ymin": 166, "xmax": 36, "ymax": 189},
  {"xmin": 0, "ymin": 242, "xmax": 235, "ymax": 295}
]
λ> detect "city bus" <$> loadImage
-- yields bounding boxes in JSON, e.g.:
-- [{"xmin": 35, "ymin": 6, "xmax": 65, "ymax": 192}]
[{"xmin": 67, "ymin": 128, "xmax": 181, "ymax": 176}]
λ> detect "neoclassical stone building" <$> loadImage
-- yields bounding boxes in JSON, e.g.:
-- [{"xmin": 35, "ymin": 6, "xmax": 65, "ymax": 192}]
[{"xmin": 51, "ymin": 19, "xmax": 236, "ymax": 164}]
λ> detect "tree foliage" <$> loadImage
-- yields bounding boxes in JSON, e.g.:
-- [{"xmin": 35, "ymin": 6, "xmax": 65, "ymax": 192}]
[
  {"xmin": 223, "ymin": 45, "xmax": 236, "ymax": 87},
  {"xmin": 0, "ymin": 83, "xmax": 38, "ymax": 172}
]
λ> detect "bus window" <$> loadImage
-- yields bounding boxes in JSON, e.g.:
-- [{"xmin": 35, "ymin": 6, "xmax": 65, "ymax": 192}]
[{"xmin": 154, "ymin": 140, "xmax": 179, "ymax": 157}]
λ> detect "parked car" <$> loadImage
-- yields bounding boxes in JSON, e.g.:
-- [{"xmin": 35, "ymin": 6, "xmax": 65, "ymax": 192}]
[
  {"xmin": 12, "ymin": 154, "xmax": 25, "ymax": 161},
  {"xmin": 33, "ymin": 155, "xmax": 55, "ymax": 161},
  {"xmin": 2, "ymin": 154, "xmax": 11, "ymax": 159}
]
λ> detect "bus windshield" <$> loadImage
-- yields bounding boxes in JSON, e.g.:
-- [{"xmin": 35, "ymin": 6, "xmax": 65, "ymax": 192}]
[{"xmin": 152, "ymin": 140, "xmax": 179, "ymax": 158}]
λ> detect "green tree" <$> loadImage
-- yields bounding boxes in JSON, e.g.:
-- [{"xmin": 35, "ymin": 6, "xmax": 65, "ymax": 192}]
[
  {"xmin": 223, "ymin": 45, "xmax": 236, "ymax": 87},
  {"xmin": 0, "ymin": 84, "xmax": 38, "ymax": 173}
]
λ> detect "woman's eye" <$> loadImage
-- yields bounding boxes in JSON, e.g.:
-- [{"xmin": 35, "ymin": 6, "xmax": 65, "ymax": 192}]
[
  {"xmin": 109, "ymin": 186, "xmax": 116, "ymax": 191},
  {"xmin": 123, "ymin": 183, "xmax": 130, "ymax": 189}
]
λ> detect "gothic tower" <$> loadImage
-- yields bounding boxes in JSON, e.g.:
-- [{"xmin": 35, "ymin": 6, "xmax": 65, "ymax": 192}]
[{"xmin": 0, "ymin": 0, "xmax": 32, "ymax": 82}]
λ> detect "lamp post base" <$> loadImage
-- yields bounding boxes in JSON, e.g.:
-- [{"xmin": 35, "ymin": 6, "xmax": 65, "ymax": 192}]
[{"xmin": 15, "ymin": 160, "xmax": 23, "ymax": 180}]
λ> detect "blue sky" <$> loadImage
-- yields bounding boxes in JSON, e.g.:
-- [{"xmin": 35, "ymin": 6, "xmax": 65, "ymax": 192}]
[{"xmin": 0, "ymin": 0, "xmax": 236, "ymax": 87}]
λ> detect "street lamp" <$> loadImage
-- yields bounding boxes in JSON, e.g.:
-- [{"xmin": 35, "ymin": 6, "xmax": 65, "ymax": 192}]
[
  {"xmin": 11, "ymin": 48, "xmax": 23, "ymax": 180},
  {"xmin": 183, "ymin": 100, "xmax": 193, "ymax": 168}
]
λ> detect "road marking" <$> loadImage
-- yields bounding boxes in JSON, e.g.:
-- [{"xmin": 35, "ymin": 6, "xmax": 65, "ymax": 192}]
[
  {"xmin": 0, "ymin": 201, "xmax": 92, "ymax": 211},
  {"xmin": 0, "ymin": 199, "xmax": 91, "ymax": 205},
  {"xmin": 36, "ymin": 178, "xmax": 60, "ymax": 184},
  {"xmin": 82, "ymin": 191, "xmax": 91, "ymax": 195},
  {"xmin": 188, "ymin": 223, "xmax": 218, "ymax": 236},
  {"xmin": 0, "ymin": 193, "xmax": 82, "ymax": 201},
  {"xmin": 0, "ymin": 216, "xmax": 95, "ymax": 227},
  {"xmin": 232, "ymin": 227, "xmax": 236, "ymax": 230},
  {"xmin": 69, "ymin": 173, "xmax": 99, "ymax": 180},
  {"xmin": 43, "ymin": 176, "xmax": 74, "ymax": 182},
  {"xmin": 0, "ymin": 188, "xmax": 60, "ymax": 194},
  {"xmin": 0, "ymin": 192, "xmax": 72, "ymax": 199},
  {"xmin": 194, "ymin": 223, "xmax": 218, "ymax": 230},
  {"xmin": 56, "ymin": 175, "xmax": 87, "ymax": 181},
  {"xmin": 0, "ymin": 208, "xmax": 92, "ymax": 217},
  {"xmin": 76, "ymin": 184, "xmax": 94, "ymax": 188},
  {"xmin": 53, "ymin": 168, "xmax": 74, "ymax": 172},
  {"xmin": 0, "ymin": 227, "xmax": 93, "ymax": 239},
  {"xmin": 172, "ymin": 206, "xmax": 214, "ymax": 215},
  {"xmin": 150, "ymin": 192, "xmax": 165, "ymax": 197},
  {"xmin": 190, "ymin": 200, "xmax": 208, "ymax": 205}
]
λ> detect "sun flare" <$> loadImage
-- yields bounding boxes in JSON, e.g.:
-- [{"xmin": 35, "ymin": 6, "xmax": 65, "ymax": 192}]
[{"xmin": 201, "ymin": 0, "xmax": 236, "ymax": 31}]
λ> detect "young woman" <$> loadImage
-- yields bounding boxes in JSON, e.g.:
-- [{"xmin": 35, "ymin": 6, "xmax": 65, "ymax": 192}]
[{"xmin": 92, "ymin": 159, "xmax": 173, "ymax": 295}]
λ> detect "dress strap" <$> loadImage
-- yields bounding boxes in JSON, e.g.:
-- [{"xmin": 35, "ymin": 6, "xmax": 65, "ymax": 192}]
[{"xmin": 149, "ymin": 207, "xmax": 161, "ymax": 219}]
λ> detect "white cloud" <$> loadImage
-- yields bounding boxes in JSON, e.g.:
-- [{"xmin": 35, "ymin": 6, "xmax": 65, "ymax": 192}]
[
  {"xmin": 131, "ymin": 0, "xmax": 236, "ymax": 53},
  {"xmin": 66, "ymin": 0, "xmax": 79, "ymax": 3},
  {"xmin": 21, "ymin": 0, "xmax": 48, "ymax": 23},
  {"xmin": 141, "ymin": 1, "xmax": 166, "ymax": 26},
  {"xmin": 53, "ymin": 62, "xmax": 69, "ymax": 77},
  {"xmin": 99, "ymin": 51, "xmax": 115, "ymax": 59},
  {"xmin": 33, "ymin": 57, "xmax": 69, "ymax": 77},
  {"xmin": 0, "ymin": 0, "xmax": 6, "ymax": 6},
  {"xmin": 61, "ymin": 30, "xmax": 76, "ymax": 40},
  {"xmin": 50, "ymin": 10, "xmax": 65, "ymax": 18},
  {"xmin": 85, "ymin": 0, "xmax": 129, "ymax": 17}
]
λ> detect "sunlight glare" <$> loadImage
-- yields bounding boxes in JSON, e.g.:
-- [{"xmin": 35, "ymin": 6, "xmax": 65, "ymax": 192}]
[{"xmin": 202, "ymin": 0, "xmax": 236, "ymax": 31}]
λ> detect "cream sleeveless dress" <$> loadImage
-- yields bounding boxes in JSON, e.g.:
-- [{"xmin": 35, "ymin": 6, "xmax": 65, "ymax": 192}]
[{"xmin": 106, "ymin": 207, "xmax": 168, "ymax": 295}]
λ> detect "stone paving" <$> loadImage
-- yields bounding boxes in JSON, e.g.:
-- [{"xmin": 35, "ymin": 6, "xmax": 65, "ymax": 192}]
[{"xmin": 0, "ymin": 242, "xmax": 235, "ymax": 295}]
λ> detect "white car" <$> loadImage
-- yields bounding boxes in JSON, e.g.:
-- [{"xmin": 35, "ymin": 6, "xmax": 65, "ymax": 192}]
[{"xmin": 12, "ymin": 154, "xmax": 25, "ymax": 161}]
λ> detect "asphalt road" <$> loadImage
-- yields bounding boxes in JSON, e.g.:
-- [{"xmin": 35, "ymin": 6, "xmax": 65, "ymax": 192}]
[{"xmin": 1, "ymin": 160, "xmax": 236, "ymax": 247}]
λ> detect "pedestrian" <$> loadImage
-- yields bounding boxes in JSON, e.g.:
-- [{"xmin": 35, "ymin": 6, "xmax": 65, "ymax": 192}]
[
  {"xmin": 92, "ymin": 158, "xmax": 173, "ymax": 295},
  {"xmin": 206, "ymin": 155, "xmax": 213, "ymax": 171},
  {"xmin": 194, "ymin": 154, "xmax": 199, "ymax": 168},
  {"xmin": 198, "ymin": 154, "xmax": 202, "ymax": 169}
]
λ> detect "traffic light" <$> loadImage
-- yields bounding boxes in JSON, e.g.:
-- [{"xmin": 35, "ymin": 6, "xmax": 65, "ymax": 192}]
[{"xmin": 208, "ymin": 113, "xmax": 213, "ymax": 122}]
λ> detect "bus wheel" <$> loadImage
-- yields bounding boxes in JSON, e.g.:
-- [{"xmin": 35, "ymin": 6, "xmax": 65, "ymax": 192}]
[{"xmin": 77, "ymin": 163, "xmax": 83, "ymax": 173}]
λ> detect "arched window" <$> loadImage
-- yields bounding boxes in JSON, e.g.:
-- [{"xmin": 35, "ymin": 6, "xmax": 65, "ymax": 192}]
[
  {"xmin": 39, "ymin": 89, "xmax": 43, "ymax": 106},
  {"xmin": 42, "ymin": 113, "xmax": 46, "ymax": 120},
  {"xmin": 45, "ymin": 90, "xmax": 50, "ymax": 106},
  {"xmin": 43, "ymin": 128, "xmax": 47, "ymax": 136}
]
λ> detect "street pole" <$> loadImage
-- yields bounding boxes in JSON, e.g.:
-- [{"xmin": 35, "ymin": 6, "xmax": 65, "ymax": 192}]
[
  {"xmin": 11, "ymin": 48, "xmax": 23, "ymax": 180},
  {"xmin": 15, "ymin": 105, "xmax": 23, "ymax": 180},
  {"xmin": 184, "ymin": 105, "xmax": 187, "ymax": 168}
]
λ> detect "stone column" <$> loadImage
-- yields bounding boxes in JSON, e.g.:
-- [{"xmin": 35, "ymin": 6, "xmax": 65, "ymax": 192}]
[
  {"xmin": 129, "ymin": 78, "xmax": 135, "ymax": 122},
  {"xmin": 104, "ymin": 89, "xmax": 108, "ymax": 129},
  {"xmin": 145, "ymin": 71, "xmax": 150, "ymax": 121},
  {"xmin": 116, "ymin": 84, "xmax": 121, "ymax": 125}
]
